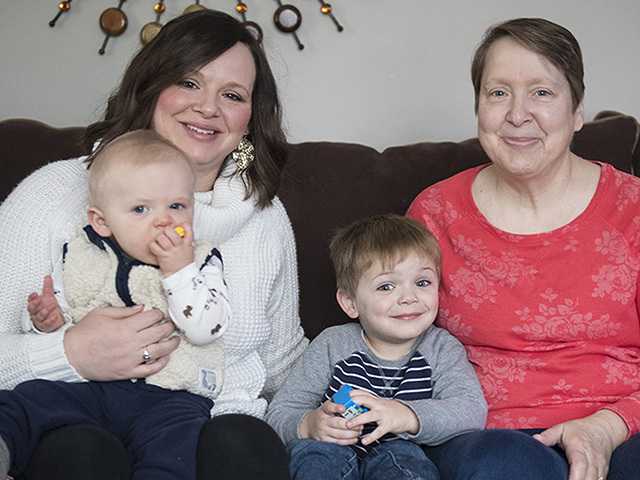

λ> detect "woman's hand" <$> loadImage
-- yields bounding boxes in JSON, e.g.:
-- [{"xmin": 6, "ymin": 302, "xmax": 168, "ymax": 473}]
[
  {"xmin": 63, "ymin": 305, "xmax": 180, "ymax": 381},
  {"xmin": 346, "ymin": 390, "xmax": 419, "ymax": 445},
  {"xmin": 298, "ymin": 401, "xmax": 361, "ymax": 445},
  {"xmin": 534, "ymin": 409, "xmax": 628, "ymax": 480}
]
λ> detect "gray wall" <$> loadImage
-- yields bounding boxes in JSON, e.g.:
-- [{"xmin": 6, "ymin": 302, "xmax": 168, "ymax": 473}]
[{"xmin": 1, "ymin": 1, "xmax": 638, "ymax": 151}]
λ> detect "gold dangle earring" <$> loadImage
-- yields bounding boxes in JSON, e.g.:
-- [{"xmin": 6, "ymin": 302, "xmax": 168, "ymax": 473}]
[{"xmin": 232, "ymin": 136, "xmax": 255, "ymax": 174}]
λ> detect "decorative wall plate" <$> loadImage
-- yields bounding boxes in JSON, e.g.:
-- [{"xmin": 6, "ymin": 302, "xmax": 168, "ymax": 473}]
[
  {"xmin": 273, "ymin": 4, "xmax": 301, "ymax": 33},
  {"xmin": 98, "ymin": 1, "xmax": 128, "ymax": 55},
  {"xmin": 140, "ymin": 1, "xmax": 166, "ymax": 45},
  {"xmin": 140, "ymin": 21, "xmax": 162, "ymax": 45},
  {"xmin": 273, "ymin": 1, "xmax": 303, "ymax": 50}
]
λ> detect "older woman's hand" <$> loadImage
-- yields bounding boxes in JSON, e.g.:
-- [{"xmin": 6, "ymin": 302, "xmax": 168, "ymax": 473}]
[
  {"xmin": 63, "ymin": 305, "xmax": 180, "ymax": 381},
  {"xmin": 534, "ymin": 409, "xmax": 628, "ymax": 480}
]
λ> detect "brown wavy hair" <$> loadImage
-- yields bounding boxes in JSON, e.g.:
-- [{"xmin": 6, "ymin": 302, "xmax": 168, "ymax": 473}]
[{"xmin": 85, "ymin": 9, "xmax": 286, "ymax": 208}]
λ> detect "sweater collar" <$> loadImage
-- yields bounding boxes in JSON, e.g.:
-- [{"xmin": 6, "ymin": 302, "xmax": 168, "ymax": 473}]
[{"xmin": 193, "ymin": 159, "xmax": 257, "ymax": 245}]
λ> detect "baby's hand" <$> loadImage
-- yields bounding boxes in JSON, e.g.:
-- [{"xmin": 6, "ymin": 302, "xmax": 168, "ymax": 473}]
[
  {"xmin": 27, "ymin": 275, "xmax": 65, "ymax": 332},
  {"xmin": 150, "ymin": 224, "xmax": 194, "ymax": 276},
  {"xmin": 346, "ymin": 390, "xmax": 419, "ymax": 445},
  {"xmin": 298, "ymin": 401, "xmax": 362, "ymax": 445}
]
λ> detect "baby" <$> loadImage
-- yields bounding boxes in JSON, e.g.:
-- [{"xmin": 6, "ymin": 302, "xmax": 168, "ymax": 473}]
[
  {"xmin": 0, "ymin": 130, "xmax": 231, "ymax": 480},
  {"xmin": 266, "ymin": 214, "xmax": 487, "ymax": 480}
]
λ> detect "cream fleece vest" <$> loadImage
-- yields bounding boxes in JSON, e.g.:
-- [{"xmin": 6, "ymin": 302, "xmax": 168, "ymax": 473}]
[{"xmin": 62, "ymin": 230, "xmax": 224, "ymax": 400}]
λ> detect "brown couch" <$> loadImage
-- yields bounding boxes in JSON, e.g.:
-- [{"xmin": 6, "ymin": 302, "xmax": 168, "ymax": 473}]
[{"xmin": 1, "ymin": 112, "xmax": 639, "ymax": 339}]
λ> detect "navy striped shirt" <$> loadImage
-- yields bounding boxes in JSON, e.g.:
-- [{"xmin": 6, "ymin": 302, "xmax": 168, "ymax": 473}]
[{"xmin": 323, "ymin": 350, "xmax": 432, "ymax": 456}]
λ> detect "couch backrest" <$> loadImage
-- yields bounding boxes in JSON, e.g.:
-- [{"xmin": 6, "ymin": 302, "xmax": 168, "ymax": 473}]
[
  {"xmin": 1, "ymin": 113, "xmax": 639, "ymax": 339},
  {"xmin": 278, "ymin": 112, "xmax": 640, "ymax": 338}
]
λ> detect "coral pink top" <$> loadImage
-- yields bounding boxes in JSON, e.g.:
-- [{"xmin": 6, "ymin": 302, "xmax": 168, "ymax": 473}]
[{"xmin": 407, "ymin": 162, "xmax": 640, "ymax": 435}]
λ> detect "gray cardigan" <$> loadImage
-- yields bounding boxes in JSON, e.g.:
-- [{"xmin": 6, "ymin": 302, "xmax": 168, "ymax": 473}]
[{"xmin": 266, "ymin": 323, "xmax": 487, "ymax": 447}]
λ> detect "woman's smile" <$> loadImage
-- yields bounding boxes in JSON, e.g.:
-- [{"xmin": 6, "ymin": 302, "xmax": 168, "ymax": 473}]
[
  {"xmin": 183, "ymin": 122, "xmax": 218, "ymax": 137},
  {"xmin": 500, "ymin": 135, "xmax": 540, "ymax": 148}
]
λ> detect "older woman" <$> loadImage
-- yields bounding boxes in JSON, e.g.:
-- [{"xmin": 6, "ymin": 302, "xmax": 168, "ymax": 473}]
[
  {"xmin": 408, "ymin": 18, "xmax": 639, "ymax": 480},
  {"xmin": 0, "ymin": 10, "xmax": 306, "ymax": 480}
]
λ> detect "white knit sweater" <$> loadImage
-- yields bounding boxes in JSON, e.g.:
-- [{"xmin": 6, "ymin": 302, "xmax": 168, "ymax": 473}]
[{"xmin": 0, "ymin": 156, "xmax": 308, "ymax": 419}]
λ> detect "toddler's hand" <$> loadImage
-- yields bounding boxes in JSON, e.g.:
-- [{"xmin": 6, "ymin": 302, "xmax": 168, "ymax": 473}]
[
  {"xmin": 150, "ymin": 224, "xmax": 194, "ymax": 276},
  {"xmin": 346, "ymin": 390, "xmax": 419, "ymax": 445},
  {"xmin": 27, "ymin": 275, "xmax": 65, "ymax": 332},
  {"xmin": 298, "ymin": 401, "xmax": 362, "ymax": 445}
]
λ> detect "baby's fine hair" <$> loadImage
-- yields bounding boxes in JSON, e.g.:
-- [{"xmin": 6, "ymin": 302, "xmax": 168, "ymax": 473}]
[
  {"xmin": 329, "ymin": 214, "xmax": 441, "ymax": 296},
  {"xmin": 88, "ymin": 129, "xmax": 192, "ymax": 207}
]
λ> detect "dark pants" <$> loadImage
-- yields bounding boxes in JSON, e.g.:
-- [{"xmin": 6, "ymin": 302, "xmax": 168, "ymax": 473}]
[
  {"xmin": 424, "ymin": 428, "xmax": 640, "ymax": 480},
  {"xmin": 10, "ymin": 398, "xmax": 289, "ymax": 480},
  {"xmin": 1, "ymin": 379, "xmax": 212, "ymax": 480}
]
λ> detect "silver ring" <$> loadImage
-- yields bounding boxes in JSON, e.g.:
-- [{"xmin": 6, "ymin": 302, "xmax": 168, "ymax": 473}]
[{"xmin": 142, "ymin": 349, "xmax": 152, "ymax": 364}]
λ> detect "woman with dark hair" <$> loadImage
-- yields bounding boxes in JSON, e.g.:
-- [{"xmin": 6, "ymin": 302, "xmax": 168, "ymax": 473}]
[
  {"xmin": 0, "ymin": 9, "xmax": 305, "ymax": 480},
  {"xmin": 408, "ymin": 17, "xmax": 640, "ymax": 480}
]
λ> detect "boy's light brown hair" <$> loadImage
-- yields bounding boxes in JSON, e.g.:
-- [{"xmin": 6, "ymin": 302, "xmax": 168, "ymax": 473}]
[{"xmin": 329, "ymin": 214, "xmax": 441, "ymax": 297}]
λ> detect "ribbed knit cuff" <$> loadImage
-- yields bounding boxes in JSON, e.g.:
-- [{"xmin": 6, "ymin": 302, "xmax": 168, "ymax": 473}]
[{"xmin": 26, "ymin": 327, "xmax": 84, "ymax": 382}]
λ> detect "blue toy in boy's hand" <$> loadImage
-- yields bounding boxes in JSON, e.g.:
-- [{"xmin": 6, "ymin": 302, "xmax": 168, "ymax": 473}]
[{"xmin": 331, "ymin": 384, "xmax": 369, "ymax": 420}]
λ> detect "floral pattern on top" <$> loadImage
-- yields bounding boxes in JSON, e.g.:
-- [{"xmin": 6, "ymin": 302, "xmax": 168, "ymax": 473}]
[
  {"xmin": 513, "ymin": 288, "xmax": 622, "ymax": 342},
  {"xmin": 449, "ymin": 234, "xmax": 538, "ymax": 310},
  {"xmin": 592, "ymin": 230, "xmax": 640, "ymax": 304},
  {"xmin": 407, "ymin": 163, "xmax": 640, "ymax": 434}
]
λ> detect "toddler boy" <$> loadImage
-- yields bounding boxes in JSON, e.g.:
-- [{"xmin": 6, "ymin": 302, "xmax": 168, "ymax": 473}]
[{"xmin": 266, "ymin": 214, "xmax": 486, "ymax": 480}]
